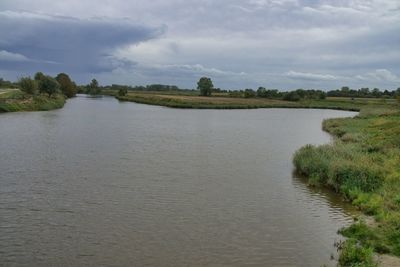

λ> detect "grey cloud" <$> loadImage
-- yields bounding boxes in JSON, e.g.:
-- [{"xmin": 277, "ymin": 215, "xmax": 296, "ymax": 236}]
[
  {"xmin": 0, "ymin": 1, "xmax": 399, "ymax": 89},
  {"xmin": 0, "ymin": 11, "xmax": 166, "ymax": 75}
]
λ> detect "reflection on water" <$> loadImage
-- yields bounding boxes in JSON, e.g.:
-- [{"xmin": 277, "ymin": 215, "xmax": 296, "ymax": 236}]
[{"xmin": 0, "ymin": 96, "xmax": 357, "ymax": 266}]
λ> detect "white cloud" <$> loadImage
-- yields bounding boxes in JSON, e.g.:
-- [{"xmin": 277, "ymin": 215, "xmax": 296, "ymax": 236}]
[
  {"xmin": 0, "ymin": 50, "xmax": 29, "ymax": 62},
  {"xmin": 285, "ymin": 71, "xmax": 338, "ymax": 81},
  {"xmin": 356, "ymin": 69, "xmax": 400, "ymax": 82}
]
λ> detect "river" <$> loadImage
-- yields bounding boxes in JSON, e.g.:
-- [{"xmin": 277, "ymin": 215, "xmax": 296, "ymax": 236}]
[{"xmin": 0, "ymin": 95, "xmax": 358, "ymax": 266}]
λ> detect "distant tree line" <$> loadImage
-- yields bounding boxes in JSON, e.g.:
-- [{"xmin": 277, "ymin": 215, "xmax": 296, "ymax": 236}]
[
  {"xmin": 80, "ymin": 82, "xmax": 198, "ymax": 96},
  {"xmin": 101, "ymin": 83, "xmax": 193, "ymax": 92},
  {"xmin": 327, "ymin": 86, "xmax": 400, "ymax": 99},
  {"xmin": 226, "ymin": 86, "xmax": 400, "ymax": 101},
  {"xmin": 6, "ymin": 74, "xmax": 400, "ymax": 102},
  {"xmin": 0, "ymin": 78, "xmax": 18, "ymax": 89},
  {"xmin": 227, "ymin": 87, "xmax": 326, "ymax": 101}
]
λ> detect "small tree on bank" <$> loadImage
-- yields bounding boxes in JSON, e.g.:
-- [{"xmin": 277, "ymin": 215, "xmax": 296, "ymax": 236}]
[
  {"xmin": 118, "ymin": 88, "xmax": 128, "ymax": 96},
  {"xmin": 87, "ymin": 78, "xmax": 101, "ymax": 95},
  {"xmin": 39, "ymin": 76, "xmax": 60, "ymax": 97},
  {"xmin": 197, "ymin": 77, "xmax": 213, "ymax": 96},
  {"xmin": 19, "ymin": 77, "xmax": 38, "ymax": 95},
  {"xmin": 56, "ymin": 73, "xmax": 76, "ymax": 98}
]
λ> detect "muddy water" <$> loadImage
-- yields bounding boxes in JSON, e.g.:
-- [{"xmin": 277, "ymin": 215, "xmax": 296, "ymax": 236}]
[{"xmin": 0, "ymin": 96, "xmax": 357, "ymax": 266}]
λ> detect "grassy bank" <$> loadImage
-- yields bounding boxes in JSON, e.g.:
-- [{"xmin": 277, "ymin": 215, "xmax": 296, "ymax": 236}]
[
  {"xmin": 0, "ymin": 89, "xmax": 66, "ymax": 112},
  {"xmin": 294, "ymin": 103, "xmax": 400, "ymax": 265},
  {"xmin": 115, "ymin": 91, "xmax": 397, "ymax": 112}
]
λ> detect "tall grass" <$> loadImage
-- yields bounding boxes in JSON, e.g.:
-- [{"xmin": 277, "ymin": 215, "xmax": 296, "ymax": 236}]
[
  {"xmin": 294, "ymin": 105, "xmax": 400, "ymax": 265},
  {"xmin": 294, "ymin": 143, "xmax": 384, "ymax": 195}
]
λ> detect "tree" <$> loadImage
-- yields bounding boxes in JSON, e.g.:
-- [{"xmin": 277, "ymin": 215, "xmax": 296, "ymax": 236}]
[
  {"xmin": 257, "ymin": 87, "xmax": 267, "ymax": 97},
  {"xmin": 56, "ymin": 73, "xmax": 76, "ymax": 98},
  {"xmin": 118, "ymin": 88, "xmax": 128, "ymax": 96},
  {"xmin": 39, "ymin": 76, "xmax": 60, "ymax": 97},
  {"xmin": 359, "ymin": 87, "xmax": 370, "ymax": 96},
  {"xmin": 283, "ymin": 91, "xmax": 301, "ymax": 101},
  {"xmin": 87, "ymin": 78, "xmax": 101, "ymax": 95},
  {"xmin": 244, "ymin": 88, "xmax": 256, "ymax": 98},
  {"xmin": 18, "ymin": 77, "xmax": 38, "ymax": 95},
  {"xmin": 372, "ymin": 88, "xmax": 381, "ymax": 98},
  {"xmin": 34, "ymin": 72, "xmax": 46, "ymax": 82},
  {"xmin": 341, "ymin": 86, "xmax": 350, "ymax": 93},
  {"xmin": 197, "ymin": 77, "xmax": 213, "ymax": 96}
]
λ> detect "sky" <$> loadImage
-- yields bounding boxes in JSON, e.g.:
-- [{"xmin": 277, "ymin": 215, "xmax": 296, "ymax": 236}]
[{"xmin": 0, "ymin": 0, "xmax": 399, "ymax": 90}]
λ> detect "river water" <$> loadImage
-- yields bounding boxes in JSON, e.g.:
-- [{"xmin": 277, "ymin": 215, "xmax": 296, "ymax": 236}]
[{"xmin": 0, "ymin": 95, "xmax": 357, "ymax": 266}]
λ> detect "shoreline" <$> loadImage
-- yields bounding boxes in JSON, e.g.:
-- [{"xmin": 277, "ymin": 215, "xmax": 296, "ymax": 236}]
[{"xmin": 115, "ymin": 93, "xmax": 365, "ymax": 112}]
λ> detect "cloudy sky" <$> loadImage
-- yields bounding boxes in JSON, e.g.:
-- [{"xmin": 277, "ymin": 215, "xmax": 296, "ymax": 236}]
[{"xmin": 0, "ymin": 0, "xmax": 399, "ymax": 90}]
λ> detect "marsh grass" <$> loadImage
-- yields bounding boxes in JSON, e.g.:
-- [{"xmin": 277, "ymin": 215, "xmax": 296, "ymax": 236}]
[{"xmin": 294, "ymin": 103, "xmax": 400, "ymax": 265}]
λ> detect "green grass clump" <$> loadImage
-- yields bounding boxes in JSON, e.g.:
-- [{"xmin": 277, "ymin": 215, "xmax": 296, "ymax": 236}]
[{"xmin": 338, "ymin": 238, "xmax": 377, "ymax": 267}]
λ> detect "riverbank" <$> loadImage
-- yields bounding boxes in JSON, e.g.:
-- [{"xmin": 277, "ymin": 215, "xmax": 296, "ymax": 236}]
[
  {"xmin": 294, "ymin": 102, "xmax": 400, "ymax": 266},
  {"xmin": 0, "ymin": 89, "xmax": 66, "ymax": 112},
  {"xmin": 114, "ymin": 91, "xmax": 398, "ymax": 112}
]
